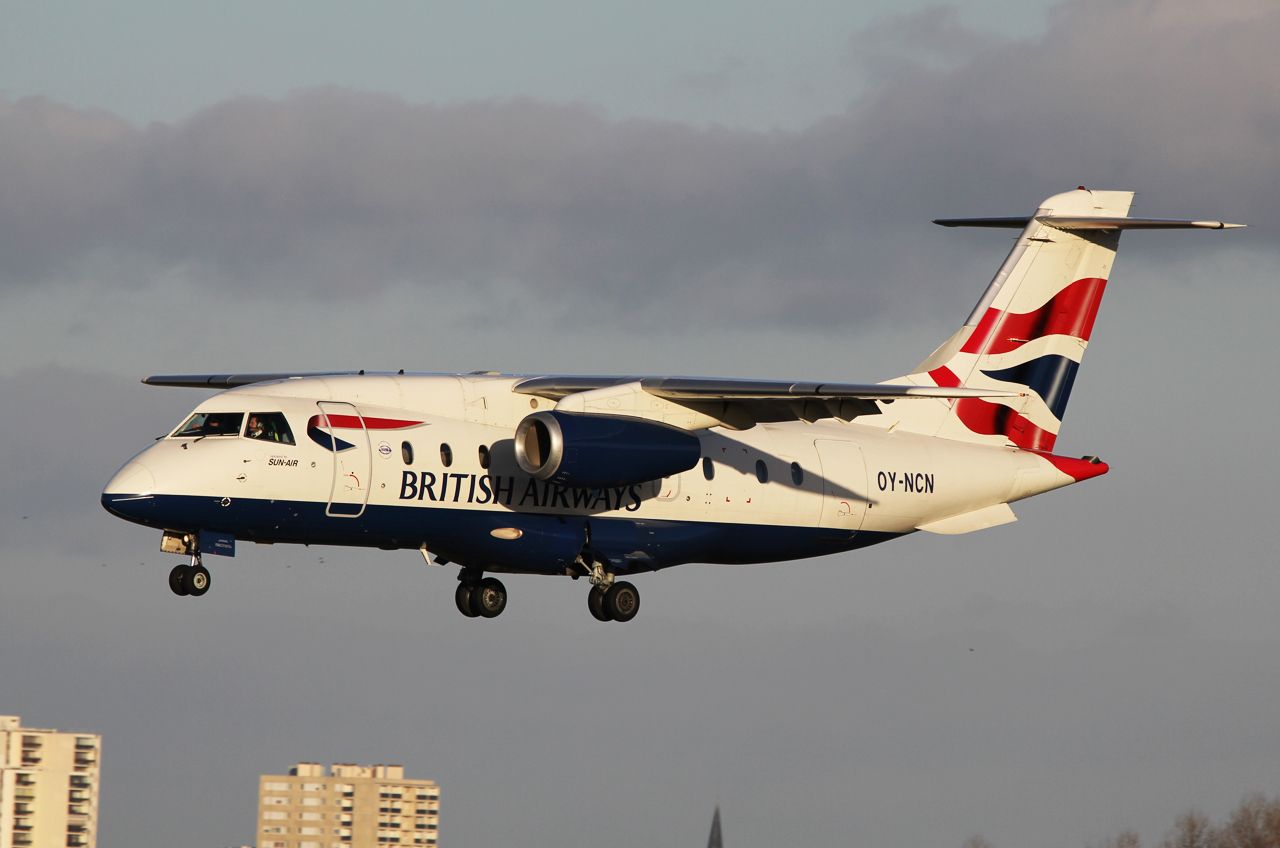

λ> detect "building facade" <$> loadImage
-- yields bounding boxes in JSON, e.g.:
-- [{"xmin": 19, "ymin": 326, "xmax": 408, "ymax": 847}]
[
  {"xmin": 0, "ymin": 715, "xmax": 101, "ymax": 848},
  {"xmin": 258, "ymin": 763, "xmax": 439, "ymax": 848}
]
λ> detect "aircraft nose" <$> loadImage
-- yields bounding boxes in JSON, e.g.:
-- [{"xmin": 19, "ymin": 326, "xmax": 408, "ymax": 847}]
[{"xmin": 101, "ymin": 461, "xmax": 157, "ymax": 522}]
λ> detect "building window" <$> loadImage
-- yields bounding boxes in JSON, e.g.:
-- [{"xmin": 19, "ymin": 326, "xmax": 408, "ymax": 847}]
[{"xmin": 755, "ymin": 459, "xmax": 769, "ymax": 484}]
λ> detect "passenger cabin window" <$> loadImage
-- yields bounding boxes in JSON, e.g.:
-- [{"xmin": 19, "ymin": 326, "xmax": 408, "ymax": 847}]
[
  {"xmin": 440, "ymin": 443, "xmax": 453, "ymax": 467},
  {"xmin": 702, "ymin": 457, "xmax": 715, "ymax": 481},
  {"xmin": 173, "ymin": 411, "xmax": 244, "ymax": 438},
  {"xmin": 478, "ymin": 445, "xmax": 491, "ymax": 469},
  {"xmin": 245, "ymin": 412, "xmax": 296, "ymax": 445},
  {"xmin": 791, "ymin": 462, "xmax": 804, "ymax": 485},
  {"xmin": 755, "ymin": 459, "xmax": 769, "ymax": 484},
  {"xmin": 402, "ymin": 442, "xmax": 414, "ymax": 465}
]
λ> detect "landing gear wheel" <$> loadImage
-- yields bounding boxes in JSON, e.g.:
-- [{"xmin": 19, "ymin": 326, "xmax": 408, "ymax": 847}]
[
  {"xmin": 187, "ymin": 565, "xmax": 211, "ymax": 597},
  {"xmin": 587, "ymin": 586, "xmax": 611, "ymax": 621},
  {"xmin": 455, "ymin": 582, "xmax": 479, "ymax": 618},
  {"xmin": 471, "ymin": 577, "xmax": 507, "ymax": 618},
  {"xmin": 168, "ymin": 564, "xmax": 190, "ymax": 597},
  {"xmin": 603, "ymin": 581, "xmax": 639, "ymax": 622}
]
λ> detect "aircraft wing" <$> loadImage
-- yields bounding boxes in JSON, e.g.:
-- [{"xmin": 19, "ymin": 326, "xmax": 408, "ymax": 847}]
[
  {"xmin": 142, "ymin": 371, "xmax": 407, "ymax": 388},
  {"xmin": 513, "ymin": 375, "xmax": 1012, "ymax": 401},
  {"xmin": 513, "ymin": 375, "xmax": 1019, "ymax": 429},
  {"xmin": 142, "ymin": 371, "xmax": 1019, "ymax": 430}
]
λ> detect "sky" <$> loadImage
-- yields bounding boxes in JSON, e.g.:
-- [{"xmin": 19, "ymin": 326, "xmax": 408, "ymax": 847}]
[{"xmin": 1, "ymin": 2, "xmax": 1278, "ymax": 847}]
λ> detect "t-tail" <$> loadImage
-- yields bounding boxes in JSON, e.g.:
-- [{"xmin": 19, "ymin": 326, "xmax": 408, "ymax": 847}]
[{"xmin": 886, "ymin": 187, "xmax": 1242, "ymax": 451}]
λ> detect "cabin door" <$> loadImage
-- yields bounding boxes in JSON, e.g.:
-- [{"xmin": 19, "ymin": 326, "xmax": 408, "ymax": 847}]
[
  {"xmin": 317, "ymin": 401, "xmax": 372, "ymax": 518},
  {"xmin": 814, "ymin": 440, "xmax": 869, "ymax": 531}
]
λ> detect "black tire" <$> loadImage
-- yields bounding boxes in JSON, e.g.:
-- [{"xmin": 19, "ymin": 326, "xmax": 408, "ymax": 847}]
[
  {"xmin": 455, "ymin": 582, "xmax": 478, "ymax": 618},
  {"xmin": 587, "ymin": 586, "xmax": 611, "ymax": 621},
  {"xmin": 472, "ymin": 577, "xmax": 507, "ymax": 618},
  {"xmin": 604, "ymin": 581, "xmax": 639, "ymax": 622},
  {"xmin": 187, "ymin": 565, "xmax": 211, "ymax": 597},
  {"xmin": 168, "ymin": 564, "xmax": 190, "ymax": 597}
]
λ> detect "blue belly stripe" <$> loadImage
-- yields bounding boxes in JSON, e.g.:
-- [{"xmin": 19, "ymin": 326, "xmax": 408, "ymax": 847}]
[{"xmin": 102, "ymin": 493, "xmax": 900, "ymax": 574}]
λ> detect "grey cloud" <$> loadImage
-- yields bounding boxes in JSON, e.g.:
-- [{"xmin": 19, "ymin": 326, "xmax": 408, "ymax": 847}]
[{"xmin": 0, "ymin": 0, "xmax": 1275, "ymax": 332}]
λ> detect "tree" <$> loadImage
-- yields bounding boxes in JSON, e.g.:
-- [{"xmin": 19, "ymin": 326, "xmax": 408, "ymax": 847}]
[
  {"xmin": 1210, "ymin": 794, "xmax": 1280, "ymax": 848},
  {"xmin": 1162, "ymin": 811, "xmax": 1212, "ymax": 848}
]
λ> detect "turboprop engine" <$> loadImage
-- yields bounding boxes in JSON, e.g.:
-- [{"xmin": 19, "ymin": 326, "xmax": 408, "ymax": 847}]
[{"xmin": 514, "ymin": 410, "xmax": 702, "ymax": 489}]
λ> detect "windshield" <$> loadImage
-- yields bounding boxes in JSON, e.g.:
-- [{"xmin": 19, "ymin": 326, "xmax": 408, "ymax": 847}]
[
  {"xmin": 244, "ymin": 412, "xmax": 296, "ymax": 445},
  {"xmin": 172, "ymin": 411, "xmax": 245, "ymax": 438}
]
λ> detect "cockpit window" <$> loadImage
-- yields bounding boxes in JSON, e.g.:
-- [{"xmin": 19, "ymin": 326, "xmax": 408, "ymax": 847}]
[
  {"xmin": 245, "ymin": 412, "xmax": 296, "ymax": 445},
  {"xmin": 172, "ymin": 411, "xmax": 244, "ymax": 438}
]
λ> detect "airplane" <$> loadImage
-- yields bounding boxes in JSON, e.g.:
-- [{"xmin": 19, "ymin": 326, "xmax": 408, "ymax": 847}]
[{"xmin": 101, "ymin": 188, "xmax": 1241, "ymax": 622}]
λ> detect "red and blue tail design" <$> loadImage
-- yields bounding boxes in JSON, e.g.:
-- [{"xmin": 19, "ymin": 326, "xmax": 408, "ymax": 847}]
[{"xmin": 887, "ymin": 189, "xmax": 1132, "ymax": 451}]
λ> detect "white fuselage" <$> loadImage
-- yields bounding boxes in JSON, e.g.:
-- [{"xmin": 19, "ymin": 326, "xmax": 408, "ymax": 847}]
[{"xmin": 103, "ymin": 374, "xmax": 1089, "ymax": 576}]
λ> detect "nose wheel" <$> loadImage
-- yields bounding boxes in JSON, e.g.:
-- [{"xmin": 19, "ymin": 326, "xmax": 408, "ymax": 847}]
[{"xmin": 169, "ymin": 555, "xmax": 211, "ymax": 598}]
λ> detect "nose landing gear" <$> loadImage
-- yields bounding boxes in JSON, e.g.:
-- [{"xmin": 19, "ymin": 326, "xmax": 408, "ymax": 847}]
[{"xmin": 168, "ymin": 553, "xmax": 211, "ymax": 598}]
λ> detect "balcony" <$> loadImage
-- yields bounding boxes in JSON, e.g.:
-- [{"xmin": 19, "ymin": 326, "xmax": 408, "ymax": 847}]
[
  {"xmin": 69, "ymin": 804, "xmax": 89, "ymax": 816},
  {"xmin": 74, "ymin": 753, "xmax": 97, "ymax": 767},
  {"xmin": 14, "ymin": 835, "xmax": 33, "ymax": 847}
]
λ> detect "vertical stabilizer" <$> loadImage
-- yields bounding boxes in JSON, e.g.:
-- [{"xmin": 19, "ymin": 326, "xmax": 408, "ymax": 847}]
[{"xmin": 883, "ymin": 188, "xmax": 1133, "ymax": 451}]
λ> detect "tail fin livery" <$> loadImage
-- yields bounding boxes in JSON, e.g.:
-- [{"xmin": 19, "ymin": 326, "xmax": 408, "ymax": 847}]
[{"xmin": 885, "ymin": 188, "xmax": 1241, "ymax": 451}]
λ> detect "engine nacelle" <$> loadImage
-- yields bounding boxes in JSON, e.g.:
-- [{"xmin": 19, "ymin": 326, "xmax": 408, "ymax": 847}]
[{"xmin": 514, "ymin": 411, "xmax": 702, "ymax": 489}]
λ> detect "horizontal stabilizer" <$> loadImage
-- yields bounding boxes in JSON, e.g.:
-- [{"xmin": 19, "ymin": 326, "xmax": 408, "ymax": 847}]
[
  {"xmin": 934, "ymin": 216, "xmax": 1244, "ymax": 230},
  {"xmin": 917, "ymin": 502, "xmax": 1017, "ymax": 535}
]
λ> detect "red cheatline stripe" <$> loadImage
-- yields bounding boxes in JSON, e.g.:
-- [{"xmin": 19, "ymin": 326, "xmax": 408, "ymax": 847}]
[
  {"xmin": 313, "ymin": 415, "xmax": 423, "ymax": 430},
  {"xmin": 961, "ymin": 277, "xmax": 1108, "ymax": 355}
]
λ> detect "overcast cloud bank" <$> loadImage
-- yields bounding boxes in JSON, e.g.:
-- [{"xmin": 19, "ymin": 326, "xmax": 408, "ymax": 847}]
[{"xmin": 1, "ymin": 0, "xmax": 1274, "ymax": 330}]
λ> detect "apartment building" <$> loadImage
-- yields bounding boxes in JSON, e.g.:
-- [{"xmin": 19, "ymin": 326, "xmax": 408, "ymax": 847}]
[
  {"xmin": 0, "ymin": 715, "xmax": 101, "ymax": 848},
  {"xmin": 258, "ymin": 763, "xmax": 439, "ymax": 848}
]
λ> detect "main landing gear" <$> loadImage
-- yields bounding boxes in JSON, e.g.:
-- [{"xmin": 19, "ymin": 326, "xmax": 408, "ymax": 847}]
[
  {"xmin": 450, "ymin": 562, "xmax": 640, "ymax": 622},
  {"xmin": 169, "ymin": 553, "xmax": 211, "ymax": 598},
  {"xmin": 582, "ymin": 560, "xmax": 639, "ymax": 623},
  {"xmin": 455, "ymin": 569, "xmax": 507, "ymax": 619}
]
